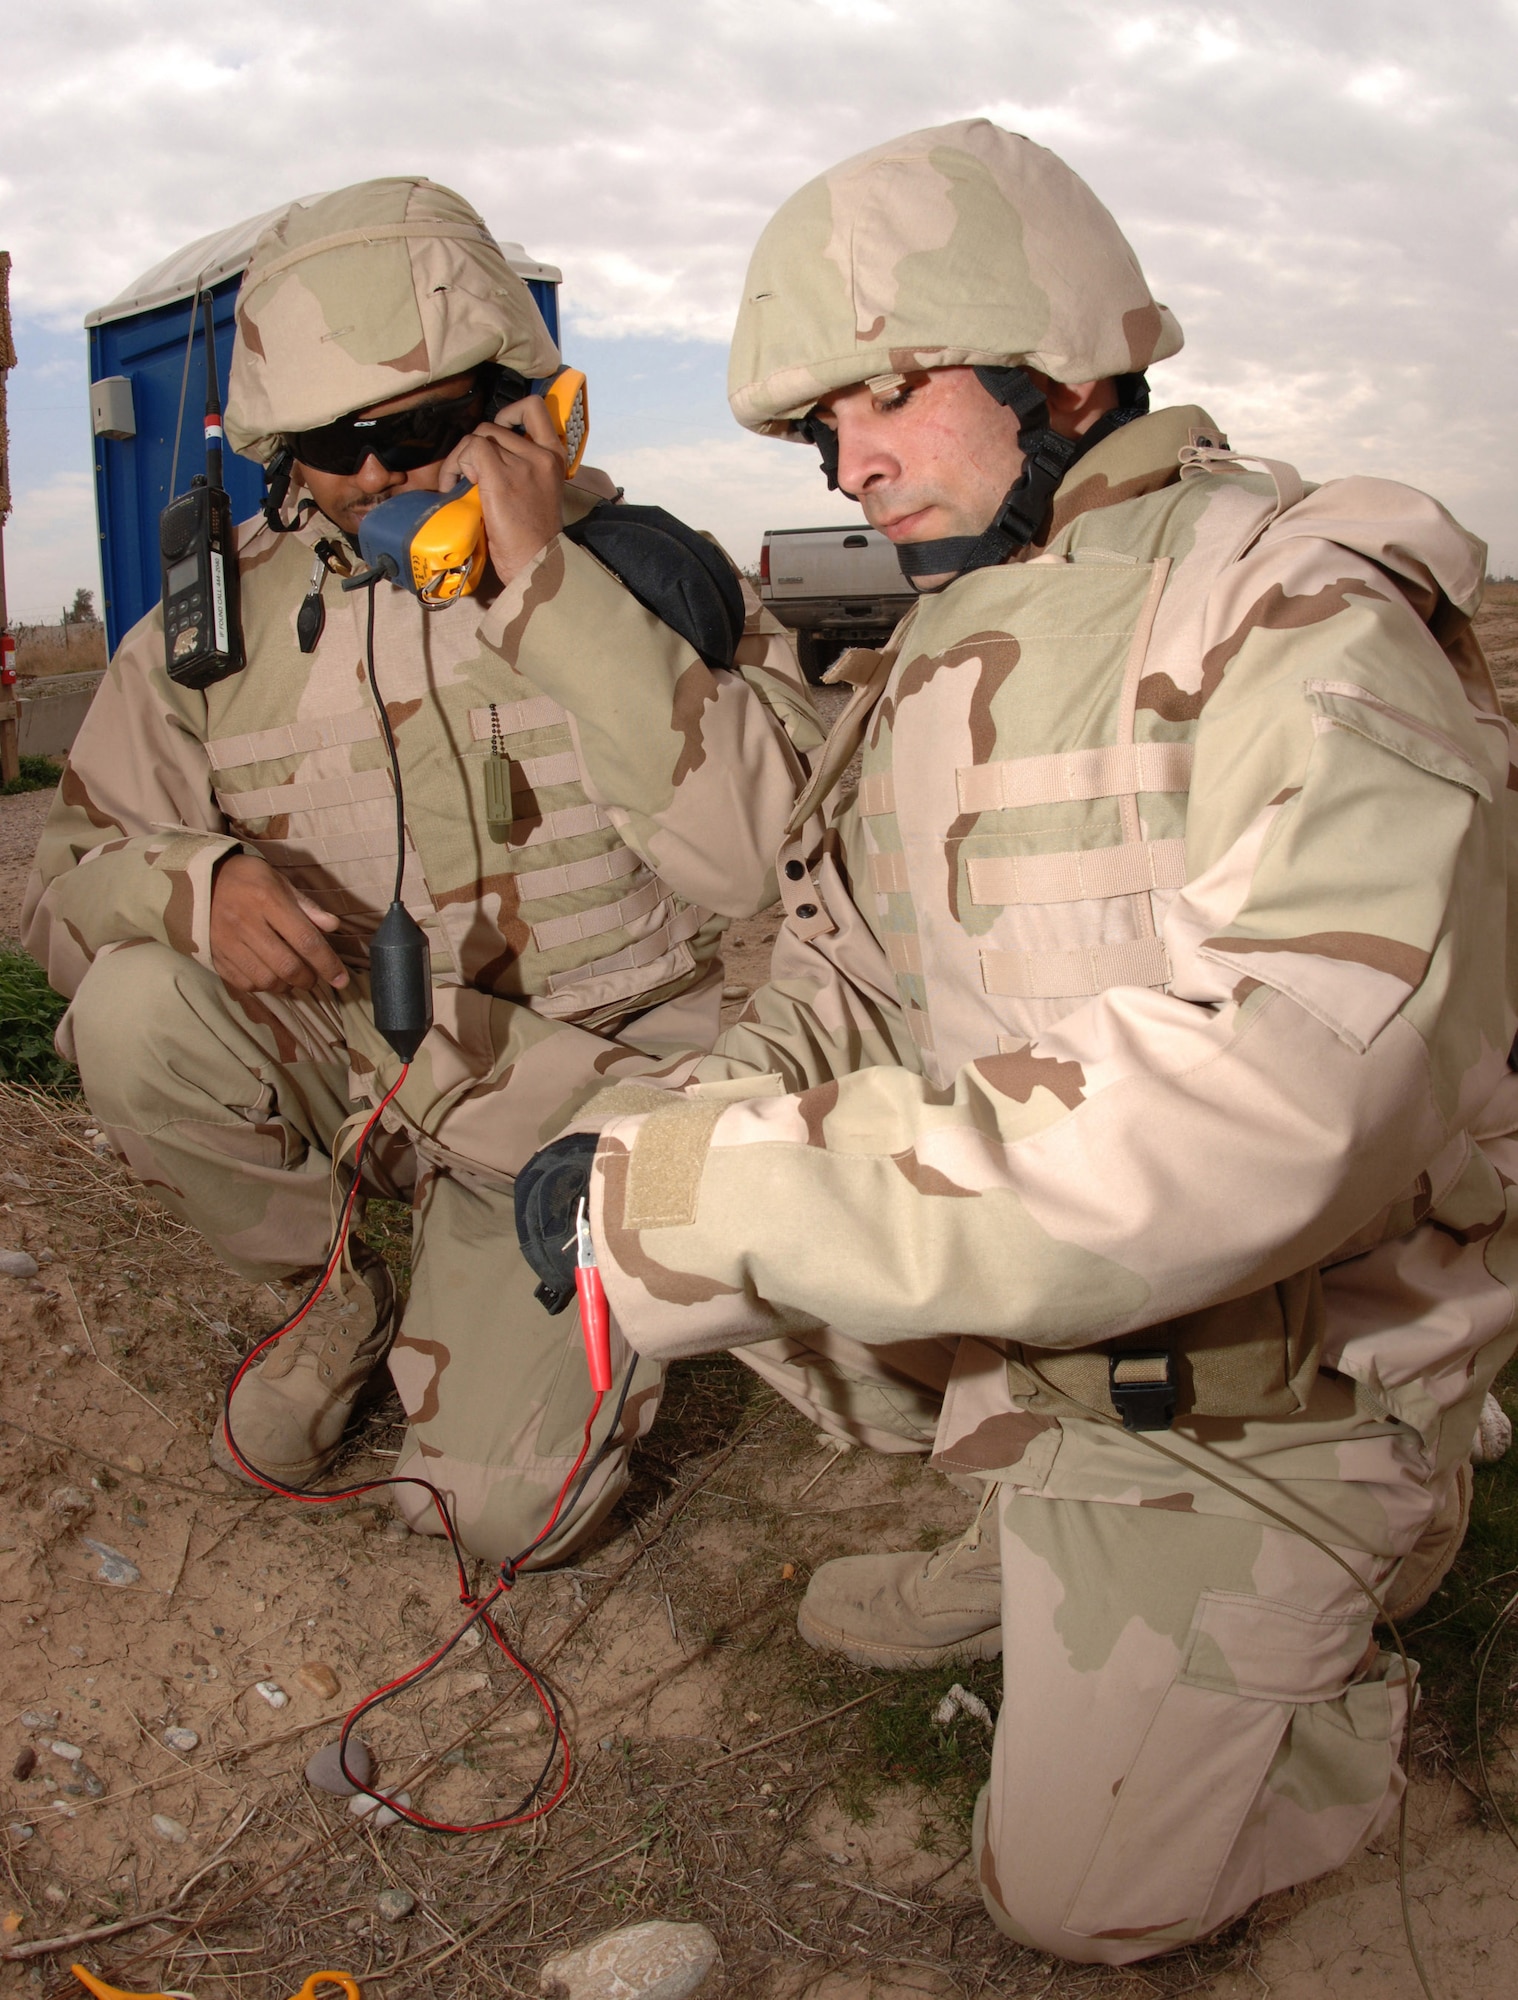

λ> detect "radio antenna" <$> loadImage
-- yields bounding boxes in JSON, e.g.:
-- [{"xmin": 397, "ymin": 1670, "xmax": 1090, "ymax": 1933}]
[{"xmin": 202, "ymin": 293, "xmax": 224, "ymax": 490}]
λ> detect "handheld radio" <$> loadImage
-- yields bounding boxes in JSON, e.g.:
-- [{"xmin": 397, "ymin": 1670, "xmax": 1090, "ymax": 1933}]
[
  {"xmin": 159, "ymin": 296, "xmax": 245, "ymax": 688},
  {"xmin": 356, "ymin": 368, "xmax": 588, "ymax": 605}
]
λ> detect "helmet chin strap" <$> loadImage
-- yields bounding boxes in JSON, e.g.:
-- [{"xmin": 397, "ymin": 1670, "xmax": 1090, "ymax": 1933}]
[
  {"xmin": 261, "ymin": 446, "xmax": 317, "ymax": 536},
  {"xmin": 803, "ymin": 369, "xmax": 1150, "ymax": 589}
]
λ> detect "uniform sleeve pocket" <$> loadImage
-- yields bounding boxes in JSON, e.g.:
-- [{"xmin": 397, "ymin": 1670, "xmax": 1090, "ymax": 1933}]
[
  {"xmin": 1303, "ymin": 680, "xmax": 1491, "ymax": 800},
  {"xmin": 1061, "ymin": 1589, "xmax": 1401, "ymax": 1942}
]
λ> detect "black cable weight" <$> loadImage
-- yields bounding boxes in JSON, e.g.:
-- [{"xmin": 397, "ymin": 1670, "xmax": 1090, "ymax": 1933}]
[{"xmin": 369, "ymin": 901, "xmax": 433, "ymax": 1061}]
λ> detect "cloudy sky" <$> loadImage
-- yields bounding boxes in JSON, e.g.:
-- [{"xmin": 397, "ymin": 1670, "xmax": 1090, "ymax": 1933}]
[{"xmin": 3, "ymin": 0, "xmax": 1515, "ymax": 624}]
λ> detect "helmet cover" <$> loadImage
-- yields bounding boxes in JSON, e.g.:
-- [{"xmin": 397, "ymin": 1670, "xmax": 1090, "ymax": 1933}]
[
  {"xmin": 728, "ymin": 120, "xmax": 1182, "ymax": 436},
  {"xmin": 226, "ymin": 177, "xmax": 560, "ymax": 463}
]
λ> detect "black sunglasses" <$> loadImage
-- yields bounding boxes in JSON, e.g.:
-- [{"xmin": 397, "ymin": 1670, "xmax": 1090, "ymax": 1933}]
[{"xmin": 290, "ymin": 381, "xmax": 488, "ymax": 476}]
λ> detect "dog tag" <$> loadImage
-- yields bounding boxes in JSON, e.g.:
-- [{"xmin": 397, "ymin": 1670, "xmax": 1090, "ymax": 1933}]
[{"xmin": 484, "ymin": 704, "xmax": 514, "ymax": 841}]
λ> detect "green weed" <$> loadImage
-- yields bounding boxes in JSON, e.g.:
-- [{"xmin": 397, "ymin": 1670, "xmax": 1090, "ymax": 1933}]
[
  {"xmin": 1406, "ymin": 1374, "xmax": 1518, "ymax": 1801},
  {"xmin": 0, "ymin": 944, "xmax": 74, "ymax": 1091},
  {"xmin": 0, "ymin": 754, "xmax": 62, "ymax": 797}
]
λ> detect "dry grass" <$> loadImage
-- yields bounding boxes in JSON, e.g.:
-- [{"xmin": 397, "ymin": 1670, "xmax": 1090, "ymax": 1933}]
[{"xmin": 11, "ymin": 625, "xmax": 107, "ymax": 679}]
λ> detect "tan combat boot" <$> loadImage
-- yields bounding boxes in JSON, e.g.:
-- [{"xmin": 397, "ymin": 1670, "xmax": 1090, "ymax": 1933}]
[
  {"xmin": 212, "ymin": 1249, "xmax": 396, "ymax": 1488},
  {"xmin": 797, "ymin": 1499, "xmax": 1002, "ymax": 1669}
]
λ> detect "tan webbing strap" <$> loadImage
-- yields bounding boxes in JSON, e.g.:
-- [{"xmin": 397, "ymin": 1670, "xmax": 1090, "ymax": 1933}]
[
  {"xmin": 530, "ymin": 877, "xmax": 665, "ymax": 952},
  {"xmin": 510, "ymin": 749, "xmax": 581, "ymax": 790},
  {"xmin": 883, "ymin": 930, "xmax": 924, "ymax": 975},
  {"xmin": 467, "ymin": 695, "xmax": 568, "ymax": 742},
  {"xmin": 512, "ymin": 801, "xmax": 614, "ymax": 849},
  {"xmin": 257, "ymin": 822, "xmax": 405, "ymax": 867},
  {"xmin": 513, "ymin": 844, "xmax": 642, "ymax": 905},
  {"xmin": 1114, "ymin": 557, "xmax": 1173, "ymax": 849},
  {"xmin": 981, "ymin": 935, "xmax": 1171, "ymax": 1000},
  {"xmin": 624, "ymin": 1099, "xmax": 728, "ymax": 1230},
  {"xmin": 783, "ymin": 631, "xmax": 907, "ymax": 839},
  {"xmin": 957, "ymin": 740, "xmax": 1193, "ymax": 813},
  {"xmin": 966, "ymin": 839, "xmax": 1186, "ymax": 907},
  {"xmin": 1178, "ymin": 444, "xmax": 1307, "ymax": 518},
  {"xmin": 206, "ymin": 706, "xmax": 380, "ymax": 770},
  {"xmin": 217, "ymin": 766, "xmax": 395, "ymax": 819},
  {"xmin": 868, "ymin": 847, "xmax": 911, "ymax": 894},
  {"xmin": 858, "ymin": 771, "xmax": 897, "ymax": 817},
  {"xmin": 545, "ymin": 902, "xmax": 706, "ymax": 994}
]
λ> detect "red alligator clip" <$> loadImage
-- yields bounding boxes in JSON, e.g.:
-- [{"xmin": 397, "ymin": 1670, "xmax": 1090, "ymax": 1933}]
[{"xmin": 573, "ymin": 1197, "xmax": 613, "ymax": 1391}]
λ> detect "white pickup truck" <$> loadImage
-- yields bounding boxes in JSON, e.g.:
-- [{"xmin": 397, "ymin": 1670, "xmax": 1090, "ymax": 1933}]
[{"xmin": 759, "ymin": 524, "xmax": 915, "ymax": 681}]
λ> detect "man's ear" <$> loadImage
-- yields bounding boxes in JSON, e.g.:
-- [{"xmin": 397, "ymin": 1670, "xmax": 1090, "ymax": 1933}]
[{"xmin": 1043, "ymin": 376, "xmax": 1120, "ymax": 437}]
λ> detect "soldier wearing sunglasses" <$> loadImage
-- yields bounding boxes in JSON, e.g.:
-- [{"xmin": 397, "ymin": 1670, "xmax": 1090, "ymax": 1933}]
[{"xmin": 22, "ymin": 178, "xmax": 821, "ymax": 1565}]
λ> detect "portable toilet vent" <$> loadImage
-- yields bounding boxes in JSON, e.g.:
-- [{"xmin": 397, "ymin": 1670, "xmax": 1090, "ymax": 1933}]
[{"xmin": 85, "ymin": 199, "xmax": 562, "ymax": 654}]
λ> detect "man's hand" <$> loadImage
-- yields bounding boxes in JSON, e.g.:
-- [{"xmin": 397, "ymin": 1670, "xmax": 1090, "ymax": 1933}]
[
  {"xmin": 210, "ymin": 853, "xmax": 349, "ymax": 996},
  {"xmin": 439, "ymin": 395, "xmax": 567, "ymax": 589}
]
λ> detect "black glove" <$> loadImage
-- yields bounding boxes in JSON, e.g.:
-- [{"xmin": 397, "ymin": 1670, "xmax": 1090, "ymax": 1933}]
[{"xmin": 514, "ymin": 1133, "xmax": 598, "ymax": 1315}]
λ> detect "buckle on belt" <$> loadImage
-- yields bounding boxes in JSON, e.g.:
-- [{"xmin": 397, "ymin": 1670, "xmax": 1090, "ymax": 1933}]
[{"xmin": 1108, "ymin": 1350, "xmax": 1177, "ymax": 1431}]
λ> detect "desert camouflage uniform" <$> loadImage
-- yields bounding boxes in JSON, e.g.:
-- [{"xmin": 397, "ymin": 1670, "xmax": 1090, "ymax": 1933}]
[
  {"xmin": 22, "ymin": 178, "xmax": 821, "ymax": 1566},
  {"xmin": 569, "ymin": 125, "xmax": 1518, "ymax": 1959}
]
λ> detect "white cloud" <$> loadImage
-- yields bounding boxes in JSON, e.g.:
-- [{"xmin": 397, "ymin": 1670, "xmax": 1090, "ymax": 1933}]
[
  {"xmin": 2, "ymin": 0, "xmax": 1515, "ymax": 609},
  {"xmin": 4, "ymin": 473, "xmax": 103, "ymax": 625}
]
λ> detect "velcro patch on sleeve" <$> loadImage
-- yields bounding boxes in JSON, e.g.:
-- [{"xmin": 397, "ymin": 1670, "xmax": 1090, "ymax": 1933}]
[{"xmin": 625, "ymin": 1099, "xmax": 729, "ymax": 1230}]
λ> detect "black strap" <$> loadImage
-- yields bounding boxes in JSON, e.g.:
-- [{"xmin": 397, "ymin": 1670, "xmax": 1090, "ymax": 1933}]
[
  {"xmin": 802, "ymin": 368, "xmax": 1150, "ymax": 587},
  {"xmin": 564, "ymin": 501, "xmax": 746, "ymax": 673},
  {"xmin": 894, "ymin": 368, "xmax": 1149, "ymax": 583},
  {"xmin": 801, "ymin": 410, "xmax": 845, "ymax": 494},
  {"xmin": 261, "ymin": 448, "xmax": 300, "ymax": 533}
]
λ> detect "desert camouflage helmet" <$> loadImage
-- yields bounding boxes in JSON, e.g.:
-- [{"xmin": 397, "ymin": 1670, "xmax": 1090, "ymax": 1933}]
[
  {"xmin": 728, "ymin": 120, "xmax": 1182, "ymax": 436},
  {"xmin": 226, "ymin": 178, "xmax": 560, "ymax": 464}
]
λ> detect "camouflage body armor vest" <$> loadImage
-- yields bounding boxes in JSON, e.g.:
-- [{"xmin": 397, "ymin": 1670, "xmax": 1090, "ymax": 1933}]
[
  {"xmin": 775, "ymin": 446, "xmax": 1370, "ymax": 1425},
  {"xmin": 203, "ymin": 513, "xmax": 720, "ymax": 1033}
]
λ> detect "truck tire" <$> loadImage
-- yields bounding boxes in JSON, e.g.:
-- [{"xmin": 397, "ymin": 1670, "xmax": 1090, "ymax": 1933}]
[{"xmin": 797, "ymin": 631, "xmax": 841, "ymax": 685}]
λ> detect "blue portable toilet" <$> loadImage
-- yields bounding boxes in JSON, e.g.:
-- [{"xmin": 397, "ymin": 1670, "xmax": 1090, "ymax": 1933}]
[{"xmin": 85, "ymin": 200, "xmax": 563, "ymax": 655}]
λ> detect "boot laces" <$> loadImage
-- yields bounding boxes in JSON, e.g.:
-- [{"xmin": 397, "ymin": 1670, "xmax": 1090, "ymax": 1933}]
[{"xmin": 923, "ymin": 1481, "xmax": 998, "ymax": 1580}]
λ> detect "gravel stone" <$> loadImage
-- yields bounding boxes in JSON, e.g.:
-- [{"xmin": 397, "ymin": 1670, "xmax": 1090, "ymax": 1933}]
[
  {"xmin": 80, "ymin": 1538, "xmax": 140, "ymax": 1586},
  {"xmin": 375, "ymin": 1888, "xmax": 416, "ymax": 1922},
  {"xmin": 19, "ymin": 1710, "xmax": 58, "ymax": 1730},
  {"xmin": 296, "ymin": 1661, "xmax": 340, "ymax": 1699},
  {"xmin": 48, "ymin": 1741, "xmax": 83, "ymax": 1763},
  {"xmin": 254, "ymin": 1680, "xmax": 288, "ymax": 1709},
  {"xmin": 0, "ymin": 1251, "xmax": 39, "ymax": 1279},
  {"xmin": 151, "ymin": 1814, "xmax": 188, "ymax": 1843},
  {"xmin": 539, "ymin": 1920, "xmax": 721, "ymax": 2000},
  {"xmin": 162, "ymin": 1727, "xmax": 199, "ymax": 1754},
  {"xmin": 47, "ymin": 1486, "xmax": 93, "ymax": 1517},
  {"xmin": 1474, "ymin": 1391, "xmax": 1514, "ymax": 1465},
  {"xmin": 305, "ymin": 1737, "xmax": 372, "ymax": 1797},
  {"xmin": 12, "ymin": 1748, "xmax": 36, "ymax": 1781},
  {"xmin": 348, "ymin": 1786, "xmax": 410, "ymax": 1828}
]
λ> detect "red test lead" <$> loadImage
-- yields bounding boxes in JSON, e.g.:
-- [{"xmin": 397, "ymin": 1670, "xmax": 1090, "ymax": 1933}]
[{"xmin": 574, "ymin": 1196, "xmax": 613, "ymax": 1392}]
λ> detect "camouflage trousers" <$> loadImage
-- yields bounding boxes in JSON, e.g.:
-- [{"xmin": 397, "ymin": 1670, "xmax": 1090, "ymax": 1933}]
[
  {"xmin": 737, "ymin": 1326, "xmax": 1453, "ymax": 1965},
  {"xmin": 62, "ymin": 943, "xmax": 663, "ymax": 1567}
]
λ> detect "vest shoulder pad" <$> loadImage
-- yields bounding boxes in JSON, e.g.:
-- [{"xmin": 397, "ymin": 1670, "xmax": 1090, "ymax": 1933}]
[{"xmin": 563, "ymin": 501, "xmax": 745, "ymax": 673}]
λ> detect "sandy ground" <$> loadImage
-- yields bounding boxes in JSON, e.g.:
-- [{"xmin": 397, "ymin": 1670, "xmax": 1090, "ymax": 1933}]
[{"xmin": 1, "ymin": 615, "xmax": 1516, "ymax": 1996}]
